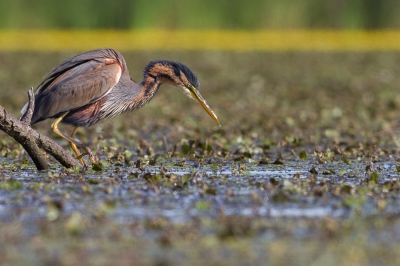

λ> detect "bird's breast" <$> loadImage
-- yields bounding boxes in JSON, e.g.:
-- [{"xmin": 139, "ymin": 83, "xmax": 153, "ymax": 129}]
[{"xmin": 61, "ymin": 97, "xmax": 107, "ymax": 127}]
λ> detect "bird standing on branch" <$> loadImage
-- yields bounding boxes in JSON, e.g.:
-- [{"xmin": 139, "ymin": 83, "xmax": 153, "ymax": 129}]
[{"xmin": 21, "ymin": 48, "xmax": 220, "ymax": 167}]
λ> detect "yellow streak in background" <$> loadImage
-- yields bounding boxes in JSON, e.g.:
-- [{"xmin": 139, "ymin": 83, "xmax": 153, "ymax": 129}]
[{"xmin": 1, "ymin": 30, "xmax": 400, "ymax": 51}]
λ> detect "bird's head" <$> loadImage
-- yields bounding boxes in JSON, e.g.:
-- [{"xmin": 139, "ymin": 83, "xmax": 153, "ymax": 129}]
[{"xmin": 144, "ymin": 60, "xmax": 221, "ymax": 126}]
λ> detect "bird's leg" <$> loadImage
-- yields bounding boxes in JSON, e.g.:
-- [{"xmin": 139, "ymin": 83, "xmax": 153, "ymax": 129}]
[
  {"xmin": 50, "ymin": 112, "xmax": 97, "ymax": 166},
  {"xmin": 69, "ymin": 126, "xmax": 86, "ymax": 166},
  {"xmin": 70, "ymin": 127, "xmax": 99, "ymax": 165}
]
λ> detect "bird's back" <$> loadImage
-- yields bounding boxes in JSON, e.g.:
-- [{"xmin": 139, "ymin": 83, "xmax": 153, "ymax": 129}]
[{"xmin": 24, "ymin": 49, "xmax": 127, "ymax": 125}]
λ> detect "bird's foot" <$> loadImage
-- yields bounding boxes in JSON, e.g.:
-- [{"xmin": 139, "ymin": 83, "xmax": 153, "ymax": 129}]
[
  {"xmin": 75, "ymin": 148, "xmax": 100, "ymax": 169},
  {"xmin": 89, "ymin": 153, "xmax": 99, "ymax": 165},
  {"xmin": 76, "ymin": 148, "xmax": 97, "ymax": 161},
  {"xmin": 89, "ymin": 154, "xmax": 103, "ymax": 171}
]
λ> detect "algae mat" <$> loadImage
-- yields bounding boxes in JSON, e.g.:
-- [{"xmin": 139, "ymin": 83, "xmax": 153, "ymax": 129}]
[{"xmin": 0, "ymin": 51, "xmax": 399, "ymax": 265}]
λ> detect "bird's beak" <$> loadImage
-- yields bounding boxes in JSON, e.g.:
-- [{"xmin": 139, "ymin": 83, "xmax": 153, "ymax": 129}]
[{"xmin": 187, "ymin": 84, "xmax": 221, "ymax": 126}]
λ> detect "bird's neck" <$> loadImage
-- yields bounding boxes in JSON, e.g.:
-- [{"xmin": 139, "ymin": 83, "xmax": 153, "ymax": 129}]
[
  {"xmin": 139, "ymin": 72, "xmax": 178, "ymax": 99},
  {"xmin": 99, "ymin": 69, "xmax": 178, "ymax": 121},
  {"xmin": 140, "ymin": 74, "xmax": 160, "ymax": 99},
  {"xmin": 99, "ymin": 74, "xmax": 161, "ymax": 120}
]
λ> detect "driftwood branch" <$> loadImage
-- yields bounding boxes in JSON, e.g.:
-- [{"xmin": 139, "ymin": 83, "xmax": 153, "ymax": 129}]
[
  {"xmin": 20, "ymin": 88, "xmax": 35, "ymax": 124},
  {"xmin": 0, "ymin": 89, "xmax": 79, "ymax": 170}
]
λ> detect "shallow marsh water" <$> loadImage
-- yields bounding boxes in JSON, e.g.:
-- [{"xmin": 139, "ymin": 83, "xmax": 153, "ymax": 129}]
[{"xmin": 0, "ymin": 51, "xmax": 400, "ymax": 265}]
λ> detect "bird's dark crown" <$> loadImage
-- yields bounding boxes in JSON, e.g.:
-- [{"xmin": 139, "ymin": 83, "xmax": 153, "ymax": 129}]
[{"xmin": 144, "ymin": 60, "xmax": 200, "ymax": 89}]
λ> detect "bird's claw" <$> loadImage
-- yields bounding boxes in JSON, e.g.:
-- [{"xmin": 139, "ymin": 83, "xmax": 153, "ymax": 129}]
[
  {"xmin": 89, "ymin": 153, "xmax": 99, "ymax": 165},
  {"xmin": 75, "ymin": 149, "xmax": 99, "ymax": 168}
]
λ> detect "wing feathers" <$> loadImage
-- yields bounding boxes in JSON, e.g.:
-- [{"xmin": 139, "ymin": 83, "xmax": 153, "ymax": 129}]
[{"xmin": 27, "ymin": 49, "xmax": 125, "ymax": 124}]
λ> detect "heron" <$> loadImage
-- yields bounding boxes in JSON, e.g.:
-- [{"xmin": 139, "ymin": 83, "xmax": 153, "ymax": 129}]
[{"xmin": 21, "ymin": 48, "xmax": 220, "ymax": 166}]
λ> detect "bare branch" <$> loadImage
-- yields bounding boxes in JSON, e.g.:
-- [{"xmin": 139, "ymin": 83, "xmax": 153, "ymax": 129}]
[
  {"xmin": 0, "ymin": 106, "xmax": 80, "ymax": 170},
  {"xmin": 35, "ymin": 132, "xmax": 79, "ymax": 168},
  {"xmin": 20, "ymin": 87, "xmax": 35, "ymax": 124},
  {"xmin": 0, "ymin": 106, "xmax": 49, "ymax": 170},
  {"xmin": 0, "ymin": 89, "xmax": 80, "ymax": 170}
]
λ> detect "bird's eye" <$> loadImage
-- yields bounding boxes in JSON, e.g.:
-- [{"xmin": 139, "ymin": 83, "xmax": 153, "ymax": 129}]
[{"xmin": 186, "ymin": 83, "xmax": 195, "ymax": 91}]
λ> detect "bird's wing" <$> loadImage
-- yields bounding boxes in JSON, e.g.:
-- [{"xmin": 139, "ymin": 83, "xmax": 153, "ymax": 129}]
[
  {"xmin": 36, "ymin": 49, "xmax": 125, "ymax": 95},
  {"xmin": 26, "ymin": 49, "xmax": 125, "ymax": 123}
]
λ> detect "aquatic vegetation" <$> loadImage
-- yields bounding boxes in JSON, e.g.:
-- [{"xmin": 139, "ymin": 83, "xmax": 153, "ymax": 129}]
[{"xmin": 0, "ymin": 51, "xmax": 399, "ymax": 265}]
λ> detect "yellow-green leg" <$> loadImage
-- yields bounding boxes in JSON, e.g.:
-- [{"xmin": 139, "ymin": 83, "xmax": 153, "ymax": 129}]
[
  {"xmin": 69, "ymin": 127, "xmax": 98, "ymax": 165},
  {"xmin": 69, "ymin": 126, "xmax": 85, "ymax": 166},
  {"xmin": 50, "ymin": 112, "xmax": 97, "ymax": 166}
]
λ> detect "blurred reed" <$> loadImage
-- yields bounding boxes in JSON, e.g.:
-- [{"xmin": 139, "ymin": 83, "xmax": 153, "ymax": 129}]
[{"xmin": 1, "ymin": 29, "xmax": 400, "ymax": 52}]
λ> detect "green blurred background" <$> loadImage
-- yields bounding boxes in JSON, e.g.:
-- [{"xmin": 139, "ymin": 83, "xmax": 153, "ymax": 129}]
[{"xmin": 0, "ymin": 0, "xmax": 399, "ymax": 29}]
